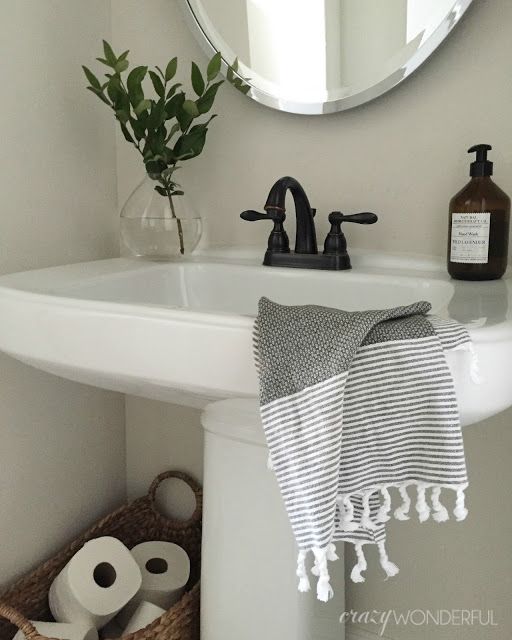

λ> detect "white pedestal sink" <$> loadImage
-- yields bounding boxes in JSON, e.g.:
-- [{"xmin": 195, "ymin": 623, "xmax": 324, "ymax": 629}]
[
  {"xmin": 0, "ymin": 247, "xmax": 509, "ymax": 425},
  {"xmin": 0, "ymin": 247, "xmax": 510, "ymax": 640}
]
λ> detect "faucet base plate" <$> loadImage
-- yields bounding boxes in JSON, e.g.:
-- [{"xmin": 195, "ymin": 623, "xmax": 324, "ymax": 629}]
[{"xmin": 263, "ymin": 251, "xmax": 352, "ymax": 271}]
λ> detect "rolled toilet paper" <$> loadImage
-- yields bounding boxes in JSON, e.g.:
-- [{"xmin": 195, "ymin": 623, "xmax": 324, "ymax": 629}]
[
  {"xmin": 117, "ymin": 541, "xmax": 190, "ymax": 627},
  {"xmin": 123, "ymin": 602, "xmax": 165, "ymax": 635},
  {"xmin": 14, "ymin": 621, "xmax": 98, "ymax": 640},
  {"xmin": 49, "ymin": 536, "xmax": 142, "ymax": 629}
]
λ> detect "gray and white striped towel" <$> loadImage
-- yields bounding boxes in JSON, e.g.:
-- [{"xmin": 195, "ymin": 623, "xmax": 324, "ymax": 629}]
[{"xmin": 253, "ymin": 298, "xmax": 478, "ymax": 601}]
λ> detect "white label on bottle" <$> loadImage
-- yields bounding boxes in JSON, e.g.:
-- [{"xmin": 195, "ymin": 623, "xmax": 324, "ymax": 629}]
[{"xmin": 450, "ymin": 212, "xmax": 490, "ymax": 264}]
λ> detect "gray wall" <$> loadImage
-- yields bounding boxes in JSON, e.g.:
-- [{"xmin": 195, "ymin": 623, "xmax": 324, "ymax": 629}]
[{"xmin": 0, "ymin": 1, "xmax": 125, "ymax": 584}]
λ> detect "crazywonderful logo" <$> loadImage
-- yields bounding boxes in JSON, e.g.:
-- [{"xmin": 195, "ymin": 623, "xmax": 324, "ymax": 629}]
[{"xmin": 339, "ymin": 609, "xmax": 498, "ymax": 637}]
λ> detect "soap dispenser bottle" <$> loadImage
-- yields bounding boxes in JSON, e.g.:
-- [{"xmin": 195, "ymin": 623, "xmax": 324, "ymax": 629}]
[{"xmin": 448, "ymin": 144, "xmax": 510, "ymax": 280}]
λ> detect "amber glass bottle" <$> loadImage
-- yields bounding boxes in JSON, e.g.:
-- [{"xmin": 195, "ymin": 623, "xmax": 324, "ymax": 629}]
[{"xmin": 448, "ymin": 144, "xmax": 510, "ymax": 280}]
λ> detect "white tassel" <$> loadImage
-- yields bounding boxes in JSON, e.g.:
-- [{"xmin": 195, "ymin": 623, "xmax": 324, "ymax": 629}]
[
  {"xmin": 416, "ymin": 485, "xmax": 431, "ymax": 522},
  {"xmin": 327, "ymin": 543, "xmax": 339, "ymax": 561},
  {"xmin": 376, "ymin": 487, "xmax": 392, "ymax": 522},
  {"xmin": 312, "ymin": 548, "xmax": 334, "ymax": 602},
  {"xmin": 350, "ymin": 543, "xmax": 367, "ymax": 583},
  {"xmin": 468, "ymin": 343, "xmax": 483, "ymax": 385},
  {"xmin": 394, "ymin": 485, "xmax": 411, "ymax": 520},
  {"xmin": 454, "ymin": 486, "xmax": 468, "ymax": 521},
  {"xmin": 296, "ymin": 550, "xmax": 311, "ymax": 592},
  {"xmin": 266, "ymin": 453, "xmax": 274, "ymax": 470},
  {"xmin": 377, "ymin": 541, "xmax": 400, "ymax": 579},
  {"xmin": 431, "ymin": 486, "xmax": 449, "ymax": 522},
  {"xmin": 361, "ymin": 492, "xmax": 377, "ymax": 530},
  {"xmin": 339, "ymin": 495, "xmax": 358, "ymax": 532}
]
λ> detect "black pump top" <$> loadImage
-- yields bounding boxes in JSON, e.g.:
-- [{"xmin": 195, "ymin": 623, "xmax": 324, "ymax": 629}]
[{"xmin": 468, "ymin": 143, "xmax": 493, "ymax": 177}]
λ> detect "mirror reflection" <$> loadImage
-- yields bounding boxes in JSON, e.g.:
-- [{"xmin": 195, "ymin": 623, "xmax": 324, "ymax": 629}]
[{"xmin": 186, "ymin": 0, "xmax": 471, "ymax": 113}]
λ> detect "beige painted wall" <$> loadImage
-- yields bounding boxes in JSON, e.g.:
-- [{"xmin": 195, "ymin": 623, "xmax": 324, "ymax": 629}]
[
  {"xmin": 112, "ymin": 1, "xmax": 512, "ymax": 638},
  {"xmin": 0, "ymin": 1, "xmax": 125, "ymax": 584}
]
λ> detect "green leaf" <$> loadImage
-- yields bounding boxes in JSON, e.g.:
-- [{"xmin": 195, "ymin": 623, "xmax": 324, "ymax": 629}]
[
  {"xmin": 120, "ymin": 122, "xmax": 135, "ymax": 143},
  {"xmin": 182, "ymin": 99, "xmax": 200, "ymax": 117},
  {"xmin": 134, "ymin": 99, "xmax": 152, "ymax": 116},
  {"xmin": 207, "ymin": 52, "xmax": 222, "ymax": 81},
  {"xmin": 165, "ymin": 57, "xmax": 178, "ymax": 82},
  {"xmin": 155, "ymin": 185, "xmax": 168, "ymax": 197},
  {"xmin": 96, "ymin": 57, "xmax": 113, "ymax": 68},
  {"xmin": 114, "ymin": 59, "xmax": 129, "ymax": 73},
  {"xmin": 127, "ymin": 65, "xmax": 147, "ymax": 107},
  {"xmin": 103, "ymin": 40, "xmax": 117, "ymax": 66},
  {"xmin": 165, "ymin": 92, "xmax": 185, "ymax": 120},
  {"xmin": 196, "ymin": 80, "xmax": 223, "ymax": 114},
  {"xmin": 145, "ymin": 159, "xmax": 167, "ymax": 176},
  {"xmin": 191, "ymin": 62, "xmax": 205, "ymax": 96},
  {"xmin": 86, "ymin": 86, "xmax": 110, "ymax": 105},
  {"xmin": 106, "ymin": 76, "xmax": 122, "ymax": 102},
  {"xmin": 130, "ymin": 117, "xmax": 146, "ymax": 141},
  {"xmin": 117, "ymin": 50, "xmax": 130, "ymax": 62},
  {"xmin": 149, "ymin": 71, "xmax": 165, "ymax": 98},
  {"xmin": 174, "ymin": 124, "xmax": 208, "ymax": 160},
  {"xmin": 176, "ymin": 107, "xmax": 193, "ymax": 133},
  {"xmin": 115, "ymin": 108, "xmax": 130, "ymax": 124},
  {"xmin": 165, "ymin": 122, "xmax": 181, "ymax": 142},
  {"xmin": 146, "ymin": 100, "xmax": 166, "ymax": 130},
  {"xmin": 82, "ymin": 66, "xmax": 101, "ymax": 90},
  {"xmin": 166, "ymin": 82, "xmax": 182, "ymax": 100}
]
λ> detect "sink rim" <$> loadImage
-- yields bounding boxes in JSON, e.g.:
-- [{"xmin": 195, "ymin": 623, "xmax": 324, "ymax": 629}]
[
  {"xmin": 0, "ymin": 248, "xmax": 510, "ymax": 424},
  {"xmin": 0, "ymin": 250, "xmax": 509, "ymax": 342}
]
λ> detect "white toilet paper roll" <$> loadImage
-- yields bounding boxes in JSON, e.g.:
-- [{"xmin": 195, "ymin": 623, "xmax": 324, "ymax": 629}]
[
  {"xmin": 117, "ymin": 542, "xmax": 190, "ymax": 627},
  {"xmin": 123, "ymin": 602, "xmax": 165, "ymax": 635},
  {"xmin": 49, "ymin": 536, "xmax": 142, "ymax": 629},
  {"xmin": 13, "ymin": 621, "xmax": 98, "ymax": 640}
]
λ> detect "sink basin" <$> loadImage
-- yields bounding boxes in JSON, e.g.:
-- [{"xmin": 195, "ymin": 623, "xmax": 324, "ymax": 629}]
[{"xmin": 0, "ymin": 248, "xmax": 510, "ymax": 426}]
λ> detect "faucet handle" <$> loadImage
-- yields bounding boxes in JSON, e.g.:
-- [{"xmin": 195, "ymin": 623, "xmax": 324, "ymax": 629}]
[
  {"xmin": 324, "ymin": 211, "xmax": 378, "ymax": 257},
  {"xmin": 240, "ymin": 209, "xmax": 289, "ymax": 253},
  {"xmin": 328, "ymin": 211, "xmax": 378, "ymax": 225},
  {"xmin": 241, "ymin": 209, "xmax": 286, "ymax": 223}
]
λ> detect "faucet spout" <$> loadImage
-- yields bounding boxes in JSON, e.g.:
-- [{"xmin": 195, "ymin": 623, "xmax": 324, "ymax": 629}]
[{"xmin": 264, "ymin": 176, "xmax": 317, "ymax": 254}]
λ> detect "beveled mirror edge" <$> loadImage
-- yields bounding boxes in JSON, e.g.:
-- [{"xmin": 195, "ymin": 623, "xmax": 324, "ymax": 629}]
[{"xmin": 180, "ymin": 0, "xmax": 474, "ymax": 115}]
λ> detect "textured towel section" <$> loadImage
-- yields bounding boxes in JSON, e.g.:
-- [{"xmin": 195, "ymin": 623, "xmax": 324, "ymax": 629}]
[{"xmin": 254, "ymin": 299, "xmax": 471, "ymax": 598}]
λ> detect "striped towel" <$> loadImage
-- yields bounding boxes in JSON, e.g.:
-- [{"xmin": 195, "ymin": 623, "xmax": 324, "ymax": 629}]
[{"xmin": 253, "ymin": 298, "xmax": 478, "ymax": 601}]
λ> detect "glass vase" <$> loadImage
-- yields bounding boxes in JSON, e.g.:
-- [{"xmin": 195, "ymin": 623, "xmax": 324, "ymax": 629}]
[{"xmin": 120, "ymin": 174, "xmax": 202, "ymax": 260}]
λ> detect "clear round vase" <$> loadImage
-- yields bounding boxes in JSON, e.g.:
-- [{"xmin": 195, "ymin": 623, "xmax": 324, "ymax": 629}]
[{"xmin": 120, "ymin": 174, "xmax": 202, "ymax": 260}]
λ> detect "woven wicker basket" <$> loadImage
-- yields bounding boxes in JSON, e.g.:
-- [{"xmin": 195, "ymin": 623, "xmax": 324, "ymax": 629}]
[{"xmin": 0, "ymin": 470, "xmax": 202, "ymax": 640}]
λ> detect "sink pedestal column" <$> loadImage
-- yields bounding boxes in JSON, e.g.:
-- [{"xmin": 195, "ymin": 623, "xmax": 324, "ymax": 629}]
[{"xmin": 200, "ymin": 399, "xmax": 345, "ymax": 640}]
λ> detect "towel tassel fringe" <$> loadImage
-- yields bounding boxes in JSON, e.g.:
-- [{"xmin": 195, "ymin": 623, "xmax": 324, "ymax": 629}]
[
  {"xmin": 312, "ymin": 548, "xmax": 334, "ymax": 602},
  {"xmin": 296, "ymin": 550, "xmax": 311, "ymax": 592},
  {"xmin": 376, "ymin": 487, "xmax": 392, "ymax": 522},
  {"xmin": 454, "ymin": 486, "xmax": 468, "ymax": 521},
  {"xmin": 351, "ymin": 543, "xmax": 367, "ymax": 583},
  {"xmin": 416, "ymin": 485, "xmax": 431, "ymax": 522},
  {"xmin": 377, "ymin": 540, "xmax": 400, "ymax": 579},
  {"xmin": 361, "ymin": 492, "xmax": 377, "ymax": 530},
  {"xmin": 431, "ymin": 486, "xmax": 449, "ymax": 522},
  {"xmin": 394, "ymin": 485, "xmax": 411, "ymax": 520}
]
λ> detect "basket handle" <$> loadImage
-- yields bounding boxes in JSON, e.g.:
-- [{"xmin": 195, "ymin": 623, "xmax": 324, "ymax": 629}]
[
  {"xmin": 148, "ymin": 470, "xmax": 202, "ymax": 526},
  {"xmin": 0, "ymin": 603, "xmax": 43, "ymax": 640}
]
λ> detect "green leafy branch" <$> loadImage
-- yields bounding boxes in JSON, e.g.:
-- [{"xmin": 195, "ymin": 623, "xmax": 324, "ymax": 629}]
[
  {"xmin": 83, "ymin": 42, "xmax": 251, "ymax": 254},
  {"xmin": 83, "ymin": 41, "xmax": 227, "ymax": 252}
]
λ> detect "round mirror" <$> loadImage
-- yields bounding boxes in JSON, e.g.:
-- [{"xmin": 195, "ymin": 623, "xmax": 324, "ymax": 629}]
[{"xmin": 182, "ymin": 0, "xmax": 473, "ymax": 115}]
